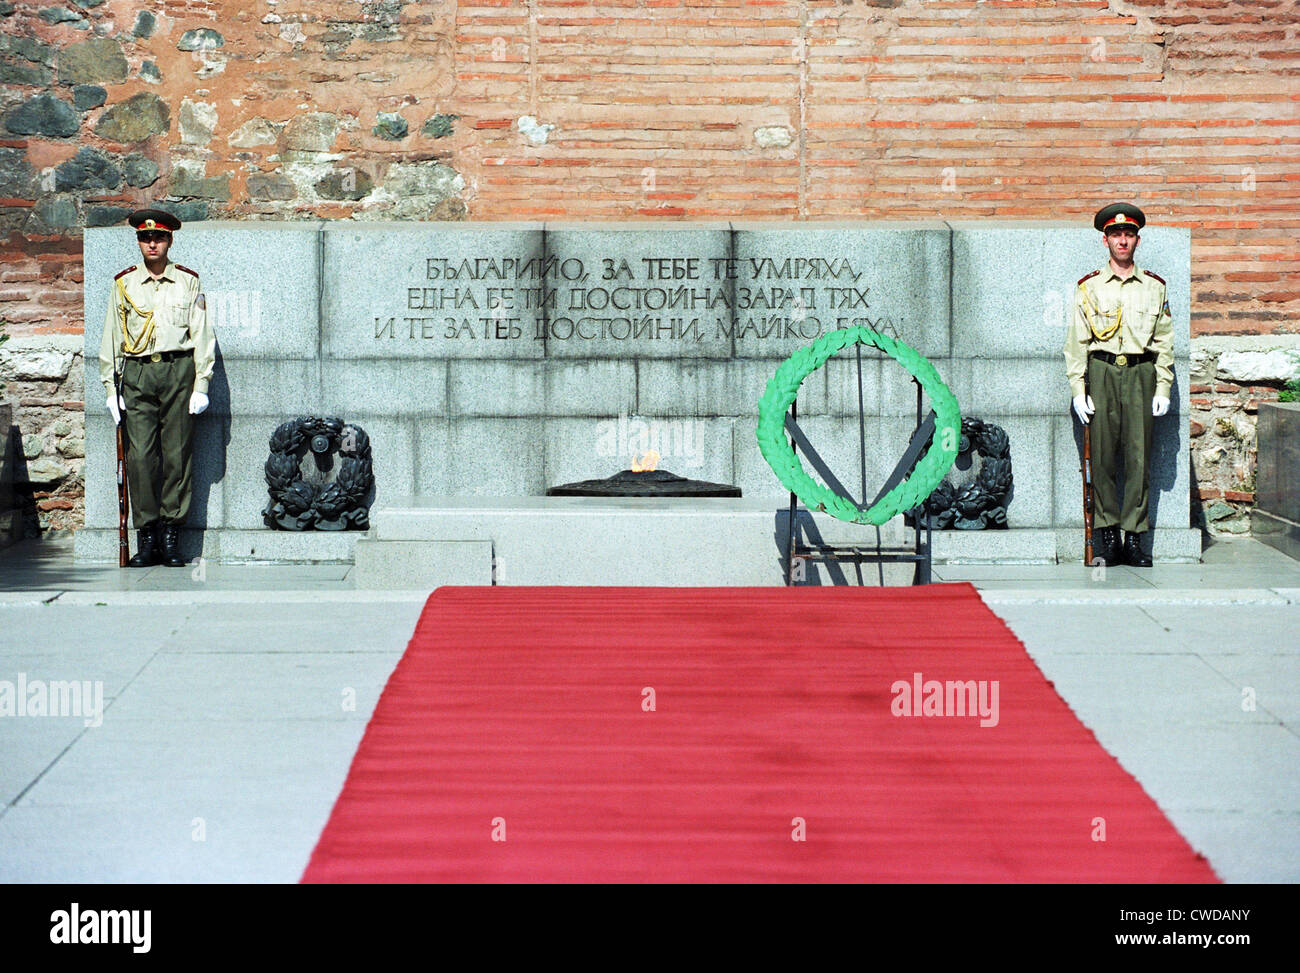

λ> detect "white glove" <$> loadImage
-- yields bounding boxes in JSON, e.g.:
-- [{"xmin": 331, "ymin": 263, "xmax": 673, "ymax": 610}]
[
  {"xmin": 1152, "ymin": 395, "xmax": 1170, "ymax": 417},
  {"xmin": 188, "ymin": 391, "xmax": 209, "ymax": 415},
  {"xmin": 1072, "ymin": 393, "xmax": 1094, "ymax": 425},
  {"xmin": 106, "ymin": 392, "xmax": 124, "ymax": 425}
]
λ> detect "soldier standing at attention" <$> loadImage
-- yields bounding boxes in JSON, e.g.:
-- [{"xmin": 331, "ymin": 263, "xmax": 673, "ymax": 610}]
[
  {"xmin": 99, "ymin": 209, "xmax": 216, "ymax": 567},
  {"xmin": 1065, "ymin": 202, "xmax": 1173, "ymax": 568}
]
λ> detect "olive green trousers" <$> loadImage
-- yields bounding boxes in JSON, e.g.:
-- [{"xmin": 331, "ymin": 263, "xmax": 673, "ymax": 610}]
[
  {"xmin": 121, "ymin": 354, "xmax": 195, "ymax": 528},
  {"xmin": 1088, "ymin": 357, "xmax": 1155, "ymax": 534}
]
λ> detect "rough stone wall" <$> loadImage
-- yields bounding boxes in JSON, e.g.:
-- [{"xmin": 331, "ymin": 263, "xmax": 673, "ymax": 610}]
[{"xmin": 0, "ymin": 0, "xmax": 1296, "ymax": 534}]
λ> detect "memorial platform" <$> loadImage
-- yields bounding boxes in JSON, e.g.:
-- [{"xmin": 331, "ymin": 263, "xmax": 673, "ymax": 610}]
[
  {"xmin": 76, "ymin": 220, "xmax": 1199, "ymax": 566},
  {"xmin": 350, "ymin": 496, "xmax": 1202, "ymax": 588}
]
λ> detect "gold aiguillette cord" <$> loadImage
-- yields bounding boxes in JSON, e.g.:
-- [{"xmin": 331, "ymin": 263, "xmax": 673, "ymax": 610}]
[
  {"xmin": 1079, "ymin": 283, "xmax": 1121, "ymax": 342},
  {"xmin": 116, "ymin": 276, "xmax": 156, "ymax": 355}
]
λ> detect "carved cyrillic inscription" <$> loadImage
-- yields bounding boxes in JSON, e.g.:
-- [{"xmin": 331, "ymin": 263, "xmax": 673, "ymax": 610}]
[{"xmin": 372, "ymin": 254, "xmax": 901, "ymax": 344}]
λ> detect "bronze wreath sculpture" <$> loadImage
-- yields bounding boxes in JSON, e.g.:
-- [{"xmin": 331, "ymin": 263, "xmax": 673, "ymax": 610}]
[
  {"xmin": 905, "ymin": 417, "xmax": 1013, "ymax": 530},
  {"xmin": 263, "ymin": 416, "xmax": 374, "ymax": 531}
]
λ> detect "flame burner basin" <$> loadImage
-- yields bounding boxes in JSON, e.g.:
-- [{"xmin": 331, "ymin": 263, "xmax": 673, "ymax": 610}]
[{"xmin": 546, "ymin": 468, "xmax": 742, "ymax": 498}]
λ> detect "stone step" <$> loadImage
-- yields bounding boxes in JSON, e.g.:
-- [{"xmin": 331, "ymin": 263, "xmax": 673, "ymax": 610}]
[
  {"xmin": 352, "ymin": 496, "xmax": 1202, "ymax": 587},
  {"xmin": 74, "ymin": 527, "xmax": 361, "ymax": 564},
  {"xmin": 353, "ymin": 539, "xmax": 492, "ymax": 589},
  {"xmin": 361, "ymin": 495, "xmax": 913, "ymax": 586},
  {"xmin": 73, "ymin": 505, "xmax": 1203, "ymax": 570}
]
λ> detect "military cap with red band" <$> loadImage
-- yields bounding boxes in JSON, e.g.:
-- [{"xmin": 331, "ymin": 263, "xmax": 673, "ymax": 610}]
[
  {"xmin": 1094, "ymin": 202, "xmax": 1146, "ymax": 233},
  {"xmin": 127, "ymin": 208, "xmax": 181, "ymax": 233}
]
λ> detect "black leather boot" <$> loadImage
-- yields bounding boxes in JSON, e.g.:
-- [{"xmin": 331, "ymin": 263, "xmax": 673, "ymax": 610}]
[
  {"xmin": 1123, "ymin": 531, "xmax": 1152, "ymax": 567},
  {"xmin": 1091, "ymin": 526, "xmax": 1120, "ymax": 567},
  {"xmin": 1104, "ymin": 526, "xmax": 1124, "ymax": 566},
  {"xmin": 159, "ymin": 523, "xmax": 186, "ymax": 568},
  {"xmin": 127, "ymin": 523, "xmax": 160, "ymax": 568}
]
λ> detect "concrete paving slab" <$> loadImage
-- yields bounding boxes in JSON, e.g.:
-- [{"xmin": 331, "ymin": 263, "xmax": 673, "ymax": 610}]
[
  {"xmin": 934, "ymin": 564, "xmax": 1151, "ymax": 582},
  {"xmin": 0, "ymin": 566, "xmax": 149, "ymax": 592},
  {"xmin": 1083, "ymin": 723, "xmax": 1300, "ymax": 814},
  {"xmin": 15, "ymin": 718, "xmax": 375, "ymax": 810},
  {"xmin": 949, "ymin": 574, "xmax": 1157, "ymax": 591},
  {"xmin": 1135, "ymin": 563, "xmax": 1300, "ymax": 588},
  {"xmin": 173, "ymin": 564, "xmax": 352, "ymax": 582},
  {"xmin": 103, "ymin": 653, "xmax": 399, "ymax": 721},
  {"xmin": 1195, "ymin": 656, "xmax": 1300, "ymax": 726},
  {"xmin": 0, "ymin": 719, "xmax": 87, "ymax": 807},
  {"xmin": 1, "ymin": 648, "xmax": 156, "ymax": 701},
  {"xmin": 992, "ymin": 606, "xmax": 1174, "ymax": 655},
  {"xmin": 161, "ymin": 603, "xmax": 425, "ymax": 654},
  {"xmin": 981, "ymin": 589, "xmax": 1290, "ymax": 606},
  {"xmin": 1161, "ymin": 811, "xmax": 1300, "ymax": 884},
  {"xmin": 0, "ymin": 535, "xmax": 149, "ymax": 591},
  {"xmin": 0, "ymin": 605, "xmax": 195, "ymax": 654},
  {"xmin": 1026, "ymin": 653, "xmax": 1277, "ymax": 728},
  {"xmin": 1202, "ymin": 538, "xmax": 1300, "ymax": 568},
  {"xmin": 51, "ymin": 590, "xmax": 429, "ymax": 605},
  {"xmin": 0, "ymin": 799, "xmax": 334, "ymax": 883},
  {"xmin": 1136, "ymin": 606, "xmax": 1300, "ymax": 652},
  {"xmin": 0, "ymin": 591, "xmax": 62, "ymax": 605},
  {"xmin": 98, "ymin": 571, "xmax": 358, "ymax": 593}
]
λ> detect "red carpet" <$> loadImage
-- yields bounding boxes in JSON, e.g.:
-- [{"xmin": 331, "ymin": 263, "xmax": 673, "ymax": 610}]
[{"xmin": 302, "ymin": 584, "xmax": 1218, "ymax": 883}]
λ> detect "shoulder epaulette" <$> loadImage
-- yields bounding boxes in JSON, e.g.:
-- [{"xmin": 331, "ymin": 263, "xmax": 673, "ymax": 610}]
[
  {"xmin": 114, "ymin": 266, "xmax": 135, "ymax": 280},
  {"xmin": 1143, "ymin": 269, "xmax": 1165, "ymax": 285},
  {"xmin": 176, "ymin": 264, "xmax": 200, "ymax": 278},
  {"xmin": 1077, "ymin": 269, "xmax": 1100, "ymax": 286}
]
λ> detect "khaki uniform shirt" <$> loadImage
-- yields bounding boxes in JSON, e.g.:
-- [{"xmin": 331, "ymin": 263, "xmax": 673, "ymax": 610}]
[
  {"xmin": 99, "ymin": 261, "xmax": 215, "ymax": 397},
  {"xmin": 1065, "ymin": 262, "xmax": 1173, "ymax": 400}
]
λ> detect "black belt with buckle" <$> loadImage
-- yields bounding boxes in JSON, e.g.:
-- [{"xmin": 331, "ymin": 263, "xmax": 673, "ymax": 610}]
[
  {"xmin": 1091, "ymin": 350, "xmax": 1154, "ymax": 367},
  {"xmin": 130, "ymin": 349, "xmax": 193, "ymax": 364}
]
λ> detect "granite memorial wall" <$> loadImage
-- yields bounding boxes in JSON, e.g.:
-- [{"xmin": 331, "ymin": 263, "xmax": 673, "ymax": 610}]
[{"xmin": 76, "ymin": 221, "xmax": 1196, "ymax": 563}]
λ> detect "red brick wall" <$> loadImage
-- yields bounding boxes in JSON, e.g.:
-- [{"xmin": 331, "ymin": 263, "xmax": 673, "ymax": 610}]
[{"xmin": 1, "ymin": 0, "xmax": 1296, "ymax": 531}]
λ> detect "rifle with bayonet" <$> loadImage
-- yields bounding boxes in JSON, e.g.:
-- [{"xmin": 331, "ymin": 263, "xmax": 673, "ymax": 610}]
[
  {"xmin": 1081, "ymin": 378, "xmax": 1094, "ymax": 567},
  {"xmin": 1077, "ymin": 283, "xmax": 1104, "ymax": 568},
  {"xmin": 112, "ymin": 318, "xmax": 129, "ymax": 567}
]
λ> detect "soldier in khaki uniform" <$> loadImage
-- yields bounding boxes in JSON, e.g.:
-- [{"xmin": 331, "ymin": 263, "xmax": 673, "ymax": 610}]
[
  {"xmin": 99, "ymin": 209, "xmax": 216, "ymax": 567},
  {"xmin": 1065, "ymin": 202, "xmax": 1173, "ymax": 567}
]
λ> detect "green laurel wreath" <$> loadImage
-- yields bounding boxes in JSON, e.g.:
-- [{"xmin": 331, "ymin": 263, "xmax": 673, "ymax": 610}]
[{"xmin": 756, "ymin": 326, "xmax": 962, "ymax": 525}]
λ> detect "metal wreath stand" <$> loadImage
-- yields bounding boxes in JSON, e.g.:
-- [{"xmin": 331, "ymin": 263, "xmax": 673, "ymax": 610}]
[{"xmin": 756, "ymin": 326, "xmax": 961, "ymax": 587}]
